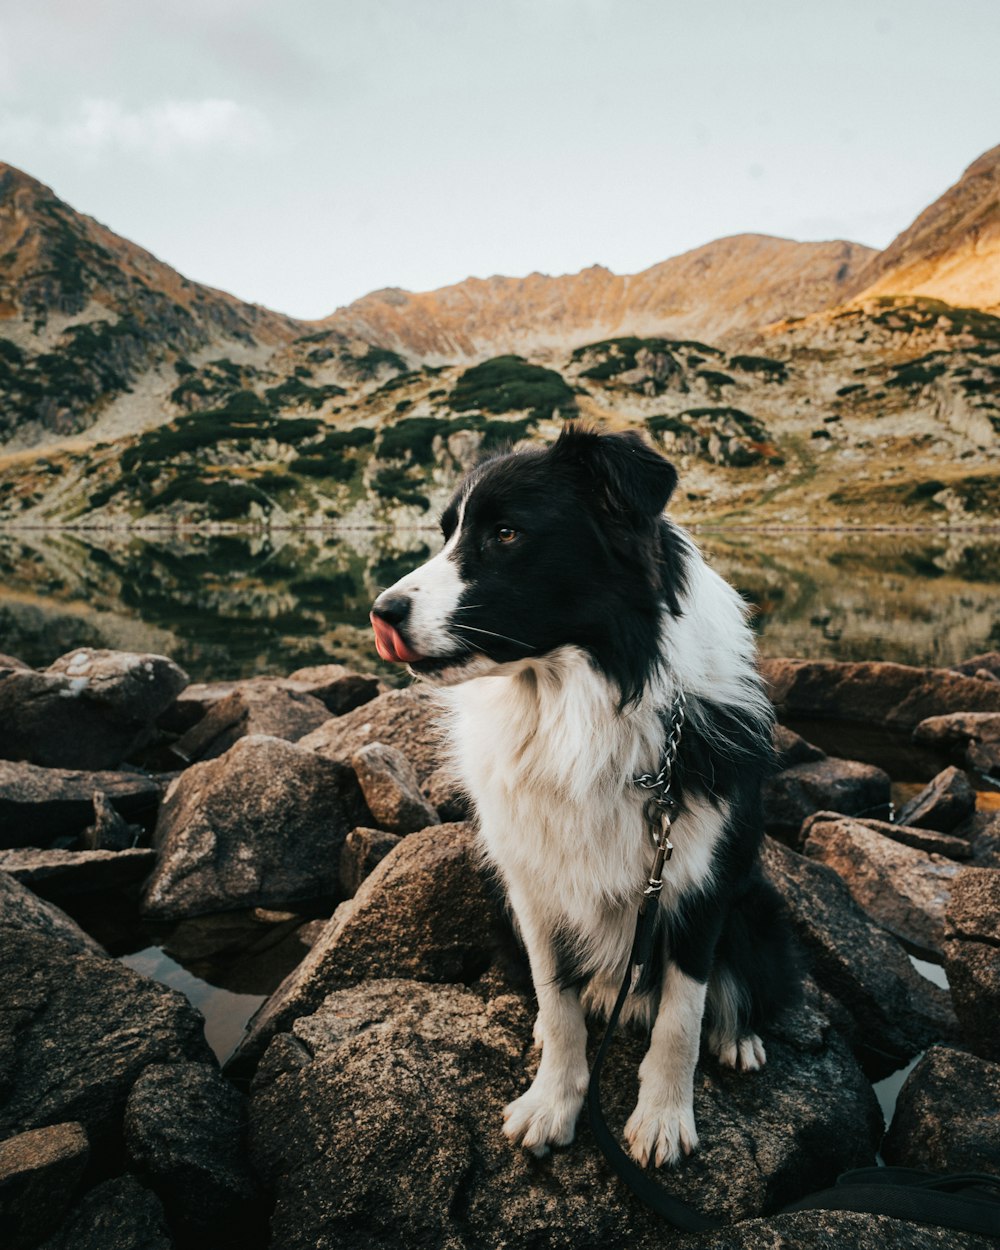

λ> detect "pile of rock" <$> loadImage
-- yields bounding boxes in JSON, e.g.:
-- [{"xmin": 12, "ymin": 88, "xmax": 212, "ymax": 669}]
[{"xmin": 1, "ymin": 648, "xmax": 999, "ymax": 1249}]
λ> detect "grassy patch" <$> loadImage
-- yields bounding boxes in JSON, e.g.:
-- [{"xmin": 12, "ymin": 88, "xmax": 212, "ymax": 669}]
[
  {"xmin": 728, "ymin": 354, "xmax": 788, "ymax": 381},
  {"xmin": 449, "ymin": 355, "xmax": 576, "ymax": 420},
  {"xmin": 371, "ymin": 466, "xmax": 430, "ymax": 511}
]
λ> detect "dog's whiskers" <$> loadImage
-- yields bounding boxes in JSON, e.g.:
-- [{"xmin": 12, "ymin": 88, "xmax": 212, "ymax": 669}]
[{"xmin": 455, "ymin": 623, "xmax": 535, "ymax": 650}]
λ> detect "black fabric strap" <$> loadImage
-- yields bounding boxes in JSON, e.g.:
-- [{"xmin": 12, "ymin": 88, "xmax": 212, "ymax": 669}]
[{"xmin": 586, "ymin": 912, "xmax": 1000, "ymax": 1240}]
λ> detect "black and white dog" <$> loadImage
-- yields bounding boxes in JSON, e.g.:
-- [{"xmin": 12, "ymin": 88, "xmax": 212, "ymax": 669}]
[{"xmin": 371, "ymin": 425, "xmax": 798, "ymax": 1168}]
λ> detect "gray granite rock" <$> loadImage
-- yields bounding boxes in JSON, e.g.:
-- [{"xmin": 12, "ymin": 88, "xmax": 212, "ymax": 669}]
[
  {"xmin": 677, "ymin": 1210, "xmax": 996, "ymax": 1249},
  {"xmin": 762, "ymin": 758, "xmax": 891, "ymax": 844},
  {"xmin": 0, "ymin": 1122, "xmax": 90, "ymax": 1250},
  {"xmin": 761, "ymin": 838, "xmax": 955, "ymax": 1077},
  {"xmin": 803, "ymin": 815, "xmax": 961, "ymax": 954},
  {"xmin": 171, "ymin": 684, "xmax": 331, "ymax": 764},
  {"xmin": 339, "ymin": 826, "xmax": 402, "ymax": 895},
  {"xmin": 351, "ymin": 741, "xmax": 439, "ymax": 833},
  {"xmin": 124, "ymin": 1063, "xmax": 258, "ymax": 1246},
  {"xmin": 838, "ymin": 814, "xmax": 972, "ymax": 860},
  {"xmin": 227, "ymin": 821, "xmax": 504, "ymax": 1075},
  {"xmin": 0, "ymin": 759, "xmax": 161, "ymax": 849},
  {"xmin": 249, "ymin": 978, "xmax": 881, "ymax": 1250},
  {"xmin": 300, "ymin": 686, "xmax": 445, "ymax": 782},
  {"xmin": 882, "ymin": 1044, "xmax": 1000, "ymax": 1175},
  {"xmin": 37, "ymin": 1175, "xmax": 172, "ymax": 1250},
  {"xmin": 79, "ymin": 790, "xmax": 141, "ymax": 851},
  {"xmin": 142, "ymin": 734, "xmax": 372, "ymax": 919},
  {"xmin": 942, "ymin": 867, "xmax": 1000, "ymax": 1061},
  {"xmin": 0, "ymin": 648, "xmax": 188, "ymax": 770},
  {"xmin": 0, "ymin": 928, "xmax": 211, "ymax": 1162},
  {"xmin": 896, "ymin": 766, "xmax": 977, "ymax": 833},
  {"xmin": 0, "ymin": 870, "xmax": 104, "ymax": 955},
  {"xmin": 0, "ymin": 847, "xmax": 155, "ymax": 902}
]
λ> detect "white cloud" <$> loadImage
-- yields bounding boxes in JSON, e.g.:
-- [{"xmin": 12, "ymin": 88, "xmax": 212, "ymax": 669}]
[{"xmin": 0, "ymin": 97, "xmax": 272, "ymax": 162}]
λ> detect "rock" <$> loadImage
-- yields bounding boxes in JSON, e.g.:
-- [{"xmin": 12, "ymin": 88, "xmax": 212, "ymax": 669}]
[
  {"xmin": 952, "ymin": 650, "xmax": 1000, "ymax": 680},
  {"xmin": 0, "ymin": 760, "xmax": 161, "ymax": 849},
  {"xmin": 36, "ymin": 1175, "xmax": 172, "ymax": 1250},
  {"xmin": 678, "ymin": 1210, "xmax": 996, "ymax": 1249},
  {"xmin": 339, "ymin": 826, "xmax": 402, "ymax": 895},
  {"xmin": 160, "ymin": 666, "xmax": 379, "ymax": 734},
  {"xmin": 760, "ymin": 659, "xmax": 1000, "ymax": 733},
  {"xmin": 773, "ymin": 723, "xmax": 826, "ymax": 770},
  {"xmin": 79, "ymin": 790, "xmax": 141, "ymax": 851},
  {"xmin": 0, "ymin": 927, "xmax": 211, "ymax": 1162},
  {"xmin": 142, "ymin": 735, "xmax": 372, "ymax": 919},
  {"xmin": 124, "ymin": 1063, "xmax": 258, "ymax": 1246},
  {"xmin": 0, "ymin": 1122, "xmax": 90, "ymax": 1250},
  {"xmin": 960, "ymin": 811, "xmax": 1000, "ymax": 869},
  {"xmin": 227, "ymin": 822, "xmax": 504, "ymax": 1075},
  {"xmin": 762, "ymin": 758, "xmax": 891, "ymax": 844},
  {"xmin": 840, "ymin": 814, "xmax": 972, "ymax": 860},
  {"xmin": 0, "ymin": 870, "xmax": 105, "ymax": 955},
  {"xmin": 0, "ymin": 648, "xmax": 188, "ymax": 770},
  {"xmin": 423, "ymin": 765, "xmax": 473, "ymax": 822},
  {"xmin": 171, "ymin": 685, "xmax": 332, "ymax": 765},
  {"xmin": 351, "ymin": 742, "xmax": 439, "ymax": 833},
  {"xmin": 942, "ymin": 867, "xmax": 1000, "ymax": 1061},
  {"xmin": 896, "ymin": 766, "xmax": 977, "ymax": 832},
  {"xmin": 913, "ymin": 711, "xmax": 1000, "ymax": 754},
  {"xmin": 882, "ymin": 1044, "xmax": 1000, "ymax": 1174},
  {"xmin": 300, "ymin": 686, "xmax": 445, "ymax": 782},
  {"xmin": 0, "ymin": 654, "xmax": 31, "ymax": 672},
  {"xmin": 249, "ymin": 978, "xmax": 881, "ymax": 1249},
  {"xmin": 966, "ymin": 740, "xmax": 1000, "ymax": 778},
  {"xmin": 760, "ymin": 838, "xmax": 955, "ymax": 1077},
  {"xmin": 803, "ymin": 815, "xmax": 961, "ymax": 954},
  {"xmin": 0, "ymin": 847, "xmax": 155, "ymax": 902}
]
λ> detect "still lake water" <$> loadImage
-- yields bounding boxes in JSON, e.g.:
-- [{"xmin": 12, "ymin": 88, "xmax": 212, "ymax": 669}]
[{"xmin": 1, "ymin": 526, "xmax": 998, "ymax": 677}]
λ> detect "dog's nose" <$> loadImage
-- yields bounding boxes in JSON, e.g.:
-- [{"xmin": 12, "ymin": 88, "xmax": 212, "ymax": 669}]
[{"xmin": 371, "ymin": 592, "xmax": 411, "ymax": 627}]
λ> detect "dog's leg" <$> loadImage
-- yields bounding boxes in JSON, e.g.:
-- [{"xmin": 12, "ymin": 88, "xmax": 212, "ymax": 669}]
[
  {"xmin": 624, "ymin": 961, "xmax": 706, "ymax": 1168},
  {"xmin": 502, "ymin": 895, "xmax": 588, "ymax": 1156}
]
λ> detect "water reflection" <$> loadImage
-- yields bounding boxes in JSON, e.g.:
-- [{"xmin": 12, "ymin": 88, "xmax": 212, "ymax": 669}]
[{"xmin": 1, "ymin": 526, "xmax": 998, "ymax": 677}]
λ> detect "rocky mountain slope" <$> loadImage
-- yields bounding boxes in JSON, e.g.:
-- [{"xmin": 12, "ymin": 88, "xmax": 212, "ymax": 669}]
[{"xmin": 0, "ymin": 145, "xmax": 998, "ymax": 528}]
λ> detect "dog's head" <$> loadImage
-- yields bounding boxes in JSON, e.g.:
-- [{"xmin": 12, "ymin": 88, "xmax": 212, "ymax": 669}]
[{"xmin": 370, "ymin": 425, "xmax": 684, "ymax": 700}]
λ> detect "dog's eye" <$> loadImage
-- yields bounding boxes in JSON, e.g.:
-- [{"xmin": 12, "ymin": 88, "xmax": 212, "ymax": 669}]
[{"xmin": 496, "ymin": 526, "xmax": 518, "ymax": 545}]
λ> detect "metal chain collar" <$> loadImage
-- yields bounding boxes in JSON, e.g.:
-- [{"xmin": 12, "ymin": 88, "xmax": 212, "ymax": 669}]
[{"xmin": 632, "ymin": 689, "xmax": 686, "ymax": 913}]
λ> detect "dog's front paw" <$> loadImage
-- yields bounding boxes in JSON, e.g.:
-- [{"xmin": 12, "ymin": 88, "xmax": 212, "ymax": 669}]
[
  {"xmin": 502, "ymin": 1082, "xmax": 584, "ymax": 1157},
  {"xmin": 624, "ymin": 1093, "xmax": 698, "ymax": 1168},
  {"xmin": 712, "ymin": 1032, "xmax": 767, "ymax": 1072}
]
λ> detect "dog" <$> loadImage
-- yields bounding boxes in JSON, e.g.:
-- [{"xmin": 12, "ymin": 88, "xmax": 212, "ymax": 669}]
[{"xmin": 370, "ymin": 424, "xmax": 799, "ymax": 1168}]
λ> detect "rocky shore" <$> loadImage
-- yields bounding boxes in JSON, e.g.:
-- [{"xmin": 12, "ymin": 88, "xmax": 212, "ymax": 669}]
[{"xmin": 1, "ymin": 646, "xmax": 999, "ymax": 1248}]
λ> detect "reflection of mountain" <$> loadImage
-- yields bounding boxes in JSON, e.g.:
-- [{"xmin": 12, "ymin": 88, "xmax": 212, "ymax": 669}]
[{"xmin": 2, "ymin": 529, "xmax": 998, "ymax": 679}]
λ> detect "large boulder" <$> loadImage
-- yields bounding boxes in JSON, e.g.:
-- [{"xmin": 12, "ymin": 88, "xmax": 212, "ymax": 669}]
[
  {"xmin": 227, "ymin": 822, "xmax": 505, "ymax": 1075},
  {"xmin": 0, "ymin": 760, "xmax": 161, "ymax": 849},
  {"xmin": 124, "ymin": 1063, "xmax": 258, "ymax": 1247},
  {"xmin": 772, "ymin": 724, "xmax": 826, "ymax": 770},
  {"xmin": 802, "ymin": 815, "xmax": 962, "ymax": 954},
  {"xmin": 299, "ymin": 686, "xmax": 446, "ymax": 782},
  {"xmin": 0, "ymin": 649, "xmax": 188, "ymax": 770},
  {"xmin": 142, "ymin": 735, "xmax": 372, "ymax": 919},
  {"xmin": 171, "ymin": 684, "xmax": 331, "ymax": 764},
  {"xmin": 762, "ymin": 758, "xmax": 891, "ymax": 843},
  {"xmin": 835, "ymin": 814, "xmax": 972, "ymax": 860},
  {"xmin": 760, "ymin": 658, "xmax": 1000, "ymax": 733},
  {"xmin": 760, "ymin": 838, "xmax": 955, "ymax": 1077},
  {"xmin": 339, "ymin": 826, "xmax": 402, "ymax": 895},
  {"xmin": 677, "ymin": 1210, "xmax": 997, "ymax": 1249},
  {"xmin": 249, "ymin": 978, "xmax": 882, "ymax": 1250},
  {"xmin": 0, "ymin": 847, "xmax": 155, "ymax": 902},
  {"xmin": 913, "ymin": 711, "xmax": 1000, "ymax": 755},
  {"xmin": 895, "ymin": 766, "xmax": 977, "ymax": 833},
  {"xmin": 942, "ymin": 867, "xmax": 1000, "ymax": 1061},
  {"xmin": 36, "ymin": 1175, "xmax": 172, "ymax": 1250},
  {"xmin": 0, "ymin": 929, "xmax": 211, "ymax": 1164},
  {"xmin": 0, "ymin": 1122, "xmax": 90, "ymax": 1250},
  {"xmin": 881, "ymin": 1044, "xmax": 1000, "ymax": 1174},
  {"xmin": 0, "ymin": 870, "xmax": 104, "ymax": 955}
]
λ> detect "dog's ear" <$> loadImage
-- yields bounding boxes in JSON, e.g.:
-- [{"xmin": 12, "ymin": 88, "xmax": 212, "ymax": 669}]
[{"xmin": 552, "ymin": 425, "xmax": 677, "ymax": 518}]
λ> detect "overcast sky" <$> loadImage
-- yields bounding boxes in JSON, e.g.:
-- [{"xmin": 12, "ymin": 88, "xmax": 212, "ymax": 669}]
[{"xmin": 1, "ymin": 0, "xmax": 997, "ymax": 320}]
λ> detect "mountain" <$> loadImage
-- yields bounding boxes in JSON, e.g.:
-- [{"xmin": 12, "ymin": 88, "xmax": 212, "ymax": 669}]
[
  {"xmin": 318, "ymin": 235, "xmax": 876, "ymax": 361},
  {"xmin": 0, "ymin": 163, "xmax": 302, "ymax": 444},
  {"xmin": 848, "ymin": 144, "xmax": 1000, "ymax": 310}
]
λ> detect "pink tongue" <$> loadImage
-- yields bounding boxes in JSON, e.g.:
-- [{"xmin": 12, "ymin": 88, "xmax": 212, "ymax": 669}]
[{"xmin": 371, "ymin": 612, "xmax": 423, "ymax": 663}]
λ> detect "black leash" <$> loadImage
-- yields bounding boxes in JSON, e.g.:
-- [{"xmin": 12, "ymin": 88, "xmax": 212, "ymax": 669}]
[{"xmin": 585, "ymin": 694, "xmax": 1000, "ymax": 1240}]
